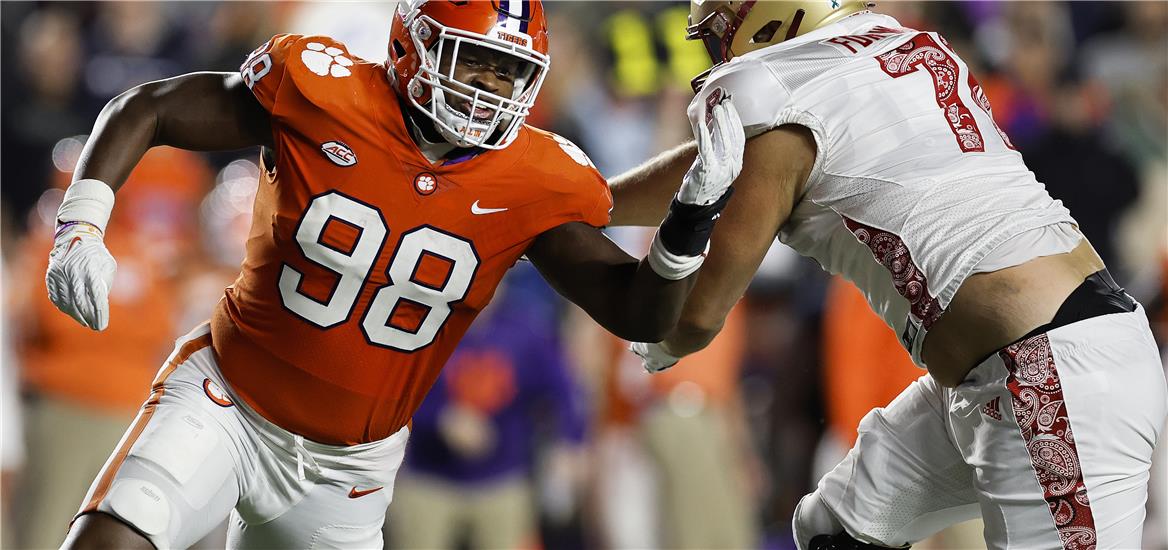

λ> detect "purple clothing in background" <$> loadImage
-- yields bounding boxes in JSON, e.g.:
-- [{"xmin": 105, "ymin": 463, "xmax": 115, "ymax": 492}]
[{"xmin": 404, "ymin": 273, "xmax": 586, "ymax": 484}]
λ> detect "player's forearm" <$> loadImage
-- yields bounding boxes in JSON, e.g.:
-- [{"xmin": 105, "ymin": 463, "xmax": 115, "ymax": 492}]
[
  {"xmin": 607, "ymin": 142, "xmax": 697, "ymax": 227},
  {"xmin": 660, "ymin": 314, "xmax": 724, "ymax": 357},
  {"xmin": 611, "ymin": 260, "xmax": 699, "ymax": 342},
  {"xmin": 559, "ymin": 258, "xmax": 696, "ymax": 343}
]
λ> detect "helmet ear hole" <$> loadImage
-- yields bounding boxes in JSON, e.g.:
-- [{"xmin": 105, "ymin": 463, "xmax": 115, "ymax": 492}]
[
  {"xmin": 392, "ymin": 39, "xmax": 406, "ymax": 59},
  {"xmin": 750, "ymin": 20, "xmax": 783, "ymax": 44}
]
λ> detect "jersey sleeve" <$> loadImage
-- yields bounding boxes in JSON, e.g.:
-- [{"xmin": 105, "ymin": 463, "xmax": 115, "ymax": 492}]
[
  {"xmin": 239, "ymin": 34, "xmax": 359, "ymax": 120},
  {"xmin": 556, "ymin": 136, "xmax": 612, "ymax": 228},
  {"xmin": 239, "ymin": 34, "xmax": 302, "ymax": 114},
  {"xmin": 538, "ymin": 132, "xmax": 613, "ymax": 229},
  {"xmin": 687, "ymin": 57, "xmax": 791, "ymax": 139}
]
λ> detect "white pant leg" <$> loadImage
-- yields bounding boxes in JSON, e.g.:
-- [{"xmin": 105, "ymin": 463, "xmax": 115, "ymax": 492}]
[
  {"xmin": 1048, "ymin": 308, "xmax": 1166, "ymax": 549},
  {"xmin": 73, "ymin": 324, "xmax": 249, "ymax": 550},
  {"xmin": 951, "ymin": 307, "xmax": 1167, "ymax": 550},
  {"xmin": 224, "ymin": 384, "xmax": 409, "ymax": 550},
  {"xmin": 794, "ymin": 374, "xmax": 981, "ymax": 549}
]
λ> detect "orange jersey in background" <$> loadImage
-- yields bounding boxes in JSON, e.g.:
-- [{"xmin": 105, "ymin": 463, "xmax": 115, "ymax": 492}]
[
  {"xmin": 649, "ymin": 304, "xmax": 746, "ymax": 404},
  {"xmin": 821, "ymin": 277, "xmax": 922, "ymax": 445},
  {"xmin": 18, "ymin": 148, "xmax": 211, "ymax": 413},
  {"xmin": 212, "ymin": 35, "xmax": 611, "ymax": 445}
]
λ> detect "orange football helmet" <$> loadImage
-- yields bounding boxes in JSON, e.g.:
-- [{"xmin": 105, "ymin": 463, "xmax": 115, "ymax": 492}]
[{"xmin": 388, "ymin": 0, "xmax": 550, "ymax": 149}]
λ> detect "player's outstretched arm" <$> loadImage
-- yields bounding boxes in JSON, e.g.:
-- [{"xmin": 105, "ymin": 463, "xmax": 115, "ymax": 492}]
[
  {"xmin": 631, "ymin": 125, "xmax": 816, "ymax": 372},
  {"xmin": 607, "ymin": 141, "xmax": 696, "ymax": 227},
  {"xmin": 529, "ymin": 101, "xmax": 745, "ymax": 343},
  {"xmin": 526, "ymin": 223, "xmax": 693, "ymax": 342},
  {"xmin": 46, "ymin": 72, "xmax": 271, "ymax": 331}
]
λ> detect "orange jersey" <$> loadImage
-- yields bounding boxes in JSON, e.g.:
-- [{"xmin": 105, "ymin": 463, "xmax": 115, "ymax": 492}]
[
  {"xmin": 822, "ymin": 278, "xmax": 921, "ymax": 445},
  {"xmin": 212, "ymin": 34, "xmax": 611, "ymax": 445}
]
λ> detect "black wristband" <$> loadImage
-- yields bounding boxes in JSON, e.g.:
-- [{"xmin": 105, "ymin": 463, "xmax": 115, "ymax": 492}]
[{"xmin": 657, "ymin": 187, "xmax": 735, "ymax": 256}]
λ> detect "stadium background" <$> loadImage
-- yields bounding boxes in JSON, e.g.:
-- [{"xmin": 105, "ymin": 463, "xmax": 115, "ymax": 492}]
[{"xmin": 0, "ymin": 1, "xmax": 1164, "ymax": 549}]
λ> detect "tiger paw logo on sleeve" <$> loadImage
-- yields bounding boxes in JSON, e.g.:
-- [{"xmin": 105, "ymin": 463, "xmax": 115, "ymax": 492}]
[{"xmin": 301, "ymin": 42, "xmax": 354, "ymax": 78}]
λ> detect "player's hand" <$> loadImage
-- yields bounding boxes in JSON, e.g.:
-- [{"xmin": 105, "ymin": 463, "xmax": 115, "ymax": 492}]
[
  {"xmin": 648, "ymin": 97, "xmax": 743, "ymax": 281},
  {"xmin": 45, "ymin": 222, "xmax": 117, "ymax": 331},
  {"xmin": 630, "ymin": 341, "xmax": 682, "ymax": 373},
  {"xmin": 678, "ymin": 96, "xmax": 745, "ymax": 206}
]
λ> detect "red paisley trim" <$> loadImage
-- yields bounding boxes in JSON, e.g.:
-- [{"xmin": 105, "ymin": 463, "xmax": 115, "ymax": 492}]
[
  {"xmin": 842, "ymin": 217, "xmax": 943, "ymax": 329},
  {"xmin": 875, "ymin": 33, "xmax": 985, "ymax": 153},
  {"xmin": 1001, "ymin": 334, "xmax": 1097, "ymax": 550}
]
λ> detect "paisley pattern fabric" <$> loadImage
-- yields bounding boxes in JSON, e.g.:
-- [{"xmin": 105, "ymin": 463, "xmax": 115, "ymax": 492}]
[
  {"xmin": 1001, "ymin": 334, "xmax": 1097, "ymax": 550},
  {"xmin": 843, "ymin": 217, "xmax": 944, "ymax": 329}
]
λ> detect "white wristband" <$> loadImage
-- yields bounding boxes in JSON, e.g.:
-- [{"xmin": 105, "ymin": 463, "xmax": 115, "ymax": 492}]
[
  {"xmin": 647, "ymin": 230, "xmax": 708, "ymax": 281},
  {"xmin": 56, "ymin": 179, "xmax": 115, "ymax": 234}
]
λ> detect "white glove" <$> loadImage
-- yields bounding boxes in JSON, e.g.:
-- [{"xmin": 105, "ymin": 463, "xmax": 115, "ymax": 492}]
[
  {"xmin": 677, "ymin": 95, "xmax": 745, "ymax": 206},
  {"xmin": 630, "ymin": 341, "xmax": 682, "ymax": 373},
  {"xmin": 45, "ymin": 179, "xmax": 117, "ymax": 331}
]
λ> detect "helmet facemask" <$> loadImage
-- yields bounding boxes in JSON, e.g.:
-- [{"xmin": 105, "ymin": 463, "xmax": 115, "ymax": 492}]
[{"xmin": 404, "ymin": 14, "xmax": 548, "ymax": 150}]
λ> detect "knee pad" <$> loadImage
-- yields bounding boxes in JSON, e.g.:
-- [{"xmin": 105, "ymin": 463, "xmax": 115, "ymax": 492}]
[
  {"xmin": 90, "ymin": 407, "xmax": 240, "ymax": 550},
  {"xmin": 95, "ymin": 475, "xmax": 174, "ymax": 549}
]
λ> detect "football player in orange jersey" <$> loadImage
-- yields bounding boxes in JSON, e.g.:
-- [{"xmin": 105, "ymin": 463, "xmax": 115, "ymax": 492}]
[{"xmin": 43, "ymin": 1, "xmax": 745, "ymax": 548}]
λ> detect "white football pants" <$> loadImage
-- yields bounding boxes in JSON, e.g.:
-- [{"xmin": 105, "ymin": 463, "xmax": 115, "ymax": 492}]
[
  {"xmin": 795, "ymin": 306, "xmax": 1166, "ymax": 550},
  {"xmin": 73, "ymin": 323, "xmax": 409, "ymax": 549}
]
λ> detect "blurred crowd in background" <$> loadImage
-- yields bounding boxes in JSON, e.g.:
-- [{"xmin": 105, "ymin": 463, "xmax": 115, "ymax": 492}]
[{"xmin": 1, "ymin": 1, "xmax": 1165, "ymax": 549}]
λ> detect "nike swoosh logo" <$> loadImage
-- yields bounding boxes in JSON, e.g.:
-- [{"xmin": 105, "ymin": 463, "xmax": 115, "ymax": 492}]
[
  {"xmin": 471, "ymin": 200, "xmax": 508, "ymax": 215},
  {"xmin": 348, "ymin": 486, "xmax": 384, "ymax": 499},
  {"xmin": 66, "ymin": 236, "xmax": 83, "ymax": 254}
]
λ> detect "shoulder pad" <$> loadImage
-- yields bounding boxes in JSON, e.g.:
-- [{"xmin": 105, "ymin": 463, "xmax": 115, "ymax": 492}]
[
  {"xmin": 519, "ymin": 128, "xmax": 612, "ymax": 228},
  {"xmin": 688, "ymin": 57, "xmax": 789, "ymax": 139},
  {"xmin": 241, "ymin": 34, "xmax": 362, "ymax": 117}
]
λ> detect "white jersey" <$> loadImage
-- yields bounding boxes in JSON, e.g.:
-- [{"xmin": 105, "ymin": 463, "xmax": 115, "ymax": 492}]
[{"xmin": 688, "ymin": 12, "xmax": 1077, "ymax": 366}]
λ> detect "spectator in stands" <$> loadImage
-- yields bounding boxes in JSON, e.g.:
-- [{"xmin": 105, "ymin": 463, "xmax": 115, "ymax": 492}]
[
  {"xmin": 387, "ymin": 266, "xmax": 588, "ymax": 550},
  {"xmin": 1, "ymin": 8, "xmax": 88, "ymax": 229}
]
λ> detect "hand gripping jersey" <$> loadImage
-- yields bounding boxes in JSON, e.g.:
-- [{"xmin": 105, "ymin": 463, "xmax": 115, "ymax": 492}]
[
  {"xmin": 213, "ymin": 35, "xmax": 610, "ymax": 445},
  {"xmin": 689, "ymin": 13, "xmax": 1076, "ymax": 367}
]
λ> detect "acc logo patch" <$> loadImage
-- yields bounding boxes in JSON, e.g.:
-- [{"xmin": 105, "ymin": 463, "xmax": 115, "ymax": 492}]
[
  {"xmin": 203, "ymin": 378, "xmax": 234, "ymax": 407},
  {"xmin": 321, "ymin": 141, "xmax": 357, "ymax": 167},
  {"xmin": 414, "ymin": 172, "xmax": 438, "ymax": 195}
]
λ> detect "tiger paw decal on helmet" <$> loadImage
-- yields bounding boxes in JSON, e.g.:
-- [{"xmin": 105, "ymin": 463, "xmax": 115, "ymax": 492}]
[{"xmin": 301, "ymin": 42, "xmax": 354, "ymax": 78}]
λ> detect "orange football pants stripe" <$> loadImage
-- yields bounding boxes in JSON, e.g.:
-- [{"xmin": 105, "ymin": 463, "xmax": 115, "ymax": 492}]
[{"xmin": 81, "ymin": 333, "xmax": 213, "ymax": 514}]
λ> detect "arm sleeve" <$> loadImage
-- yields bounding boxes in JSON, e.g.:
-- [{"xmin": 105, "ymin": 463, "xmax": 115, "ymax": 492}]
[{"xmin": 687, "ymin": 58, "xmax": 791, "ymax": 139}]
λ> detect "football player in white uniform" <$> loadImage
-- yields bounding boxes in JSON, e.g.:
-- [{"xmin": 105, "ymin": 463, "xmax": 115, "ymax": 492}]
[{"xmin": 611, "ymin": 2, "xmax": 1166, "ymax": 549}]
